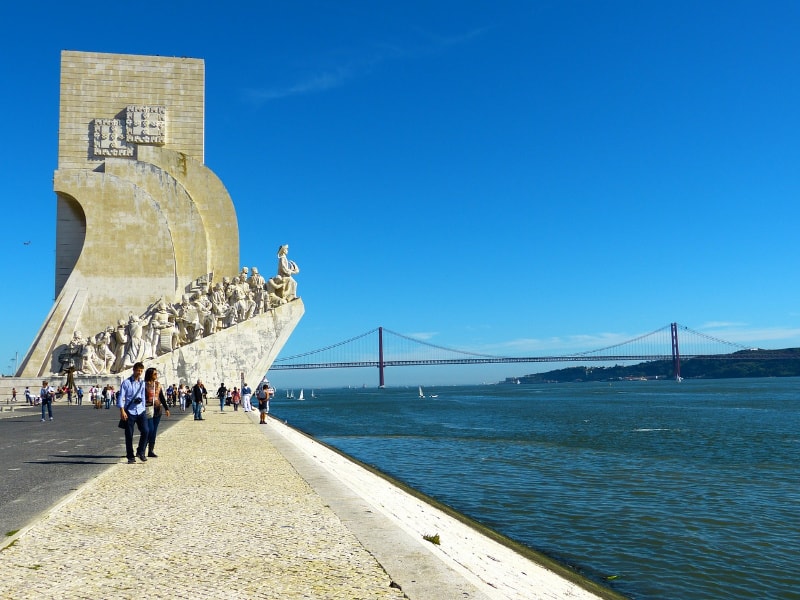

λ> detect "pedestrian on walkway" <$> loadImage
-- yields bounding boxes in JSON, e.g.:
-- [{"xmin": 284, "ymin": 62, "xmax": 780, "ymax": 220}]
[
  {"xmin": 144, "ymin": 367, "xmax": 170, "ymax": 458},
  {"xmin": 118, "ymin": 361, "xmax": 150, "ymax": 464},
  {"xmin": 232, "ymin": 387, "xmax": 240, "ymax": 411},
  {"xmin": 257, "ymin": 384, "xmax": 268, "ymax": 424},
  {"xmin": 241, "ymin": 382, "xmax": 252, "ymax": 412},
  {"xmin": 216, "ymin": 382, "xmax": 227, "ymax": 412},
  {"xmin": 77, "ymin": 386, "xmax": 84, "ymax": 406},
  {"xmin": 11, "ymin": 387, "xmax": 17, "ymax": 403},
  {"xmin": 192, "ymin": 379, "xmax": 205, "ymax": 420},
  {"xmin": 179, "ymin": 384, "xmax": 187, "ymax": 411},
  {"xmin": 39, "ymin": 380, "xmax": 55, "ymax": 422},
  {"xmin": 24, "ymin": 387, "xmax": 32, "ymax": 405}
]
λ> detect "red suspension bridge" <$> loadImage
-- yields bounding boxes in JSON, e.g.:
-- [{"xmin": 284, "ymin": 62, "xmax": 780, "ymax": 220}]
[{"xmin": 270, "ymin": 322, "xmax": 791, "ymax": 386}]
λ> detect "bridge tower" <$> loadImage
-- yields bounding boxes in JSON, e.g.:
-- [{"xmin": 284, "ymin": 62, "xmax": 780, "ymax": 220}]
[
  {"xmin": 378, "ymin": 326, "xmax": 385, "ymax": 388},
  {"xmin": 671, "ymin": 322, "xmax": 681, "ymax": 380}
]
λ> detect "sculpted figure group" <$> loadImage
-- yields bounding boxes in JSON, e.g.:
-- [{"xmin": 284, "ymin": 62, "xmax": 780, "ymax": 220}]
[{"xmin": 57, "ymin": 245, "xmax": 300, "ymax": 376}]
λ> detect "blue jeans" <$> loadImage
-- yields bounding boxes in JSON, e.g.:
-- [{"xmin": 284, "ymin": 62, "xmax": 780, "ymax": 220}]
[
  {"xmin": 148, "ymin": 414, "xmax": 162, "ymax": 453},
  {"xmin": 124, "ymin": 410, "xmax": 150, "ymax": 459},
  {"xmin": 193, "ymin": 401, "xmax": 203, "ymax": 420},
  {"xmin": 41, "ymin": 400, "xmax": 52, "ymax": 420}
]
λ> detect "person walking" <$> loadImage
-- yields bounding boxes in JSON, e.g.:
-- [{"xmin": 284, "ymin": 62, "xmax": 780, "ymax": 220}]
[
  {"xmin": 241, "ymin": 382, "xmax": 252, "ymax": 412},
  {"xmin": 231, "ymin": 387, "xmax": 240, "ymax": 411},
  {"xmin": 216, "ymin": 382, "xmax": 227, "ymax": 412},
  {"xmin": 39, "ymin": 380, "xmax": 55, "ymax": 422},
  {"xmin": 257, "ymin": 384, "xmax": 268, "ymax": 424},
  {"xmin": 192, "ymin": 379, "xmax": 205, "ymax": 420},
  {"xmin": 77, "ymin": 386, "xmax": 84, "ymax": 406},
  {"xmin": 118, "ymin": 362, "xmax": 150, "ymax": 464},
  {"xmin": 144, "ymin": 367, "xmax": 170, "ymax": 458}
]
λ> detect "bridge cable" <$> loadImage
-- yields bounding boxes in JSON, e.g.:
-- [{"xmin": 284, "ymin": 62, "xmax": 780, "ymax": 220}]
[{"xmin": 274, "ymin": 328, "xmax": 380, "ymax": 362}]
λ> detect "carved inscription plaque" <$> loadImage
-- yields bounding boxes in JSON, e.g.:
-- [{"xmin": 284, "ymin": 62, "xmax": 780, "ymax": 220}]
[
  {"xmin": 126, "ymin": 105, "xmax": 166, "ymax": 144},
  {"xmin": 93, "ymin": 119, "xmax": 135, "ymax": 157}
]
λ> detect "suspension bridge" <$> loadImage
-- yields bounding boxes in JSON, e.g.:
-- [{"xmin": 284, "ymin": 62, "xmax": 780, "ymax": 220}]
[{"xmin": 270, "ymin": 322, "xmax": 793, "ymax": 386}]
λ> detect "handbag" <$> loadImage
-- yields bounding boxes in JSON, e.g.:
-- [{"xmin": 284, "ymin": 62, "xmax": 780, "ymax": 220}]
[
  {"xmin": 118, "ymin": 418, "xmax": 126, "ymax": 429},
  {"xmin": 145, "ymin": 381, "xmax": 157, "ymax": 418}
]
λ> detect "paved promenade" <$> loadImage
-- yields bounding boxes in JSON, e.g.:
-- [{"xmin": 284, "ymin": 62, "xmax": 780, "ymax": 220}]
[{"xmin": 0, "ymin": 405, "xmax": 617, "ymax": 600}]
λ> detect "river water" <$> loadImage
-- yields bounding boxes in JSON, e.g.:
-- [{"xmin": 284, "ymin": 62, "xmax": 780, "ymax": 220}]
[{"xmin": 269, "ymin": 378, "xmax": 800, "ymax": 600}]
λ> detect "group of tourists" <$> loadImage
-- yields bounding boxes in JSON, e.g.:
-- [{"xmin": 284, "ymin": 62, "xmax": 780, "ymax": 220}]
[
  {"xmin": 206, "ymin": 379, "xmax": 274, "ymax": 420},
  {"xmin": 35, "ymin": 361, "xmax": 278, "ymax": 463}
]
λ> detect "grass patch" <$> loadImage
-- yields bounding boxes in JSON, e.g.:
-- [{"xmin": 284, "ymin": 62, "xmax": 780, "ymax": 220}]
[
  {"xmin": 5, "ymin": 530, "xmax": 20, "ymax": 537},
  {"xmin": 422, "ymin": 533, "xmax": 440, "ymax": 545}
]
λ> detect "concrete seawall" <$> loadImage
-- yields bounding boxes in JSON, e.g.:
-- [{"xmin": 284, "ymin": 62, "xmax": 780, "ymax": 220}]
[{"xmin": 0, "ymin": 406, "xmax": 622, "ymax": 599}]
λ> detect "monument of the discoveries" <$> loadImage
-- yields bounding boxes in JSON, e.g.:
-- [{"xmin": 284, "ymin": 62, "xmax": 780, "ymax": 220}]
[{"xmin": 15, "ymin": 50, "xmax": 304, "ymax": 389}]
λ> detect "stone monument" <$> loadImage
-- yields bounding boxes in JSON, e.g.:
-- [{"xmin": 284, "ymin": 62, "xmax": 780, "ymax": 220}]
[{"xmin": 15, "ymin": 51, "xmax": 304, "ymax": 389}]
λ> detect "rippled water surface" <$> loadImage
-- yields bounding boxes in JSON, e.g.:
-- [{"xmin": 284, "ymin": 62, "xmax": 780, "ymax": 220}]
[{"xmin": 271, "ymin": 379, "xmax": 800, "ymax": 600}]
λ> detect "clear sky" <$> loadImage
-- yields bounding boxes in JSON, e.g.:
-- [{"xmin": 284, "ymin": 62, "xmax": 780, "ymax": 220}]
[{"xmin": 1, "ymin": 1, "xmax": 798, "ymax": 388}]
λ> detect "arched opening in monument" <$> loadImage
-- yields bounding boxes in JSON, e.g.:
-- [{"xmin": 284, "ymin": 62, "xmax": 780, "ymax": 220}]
[{"xmin": 55, "ymin": 192, "xmax": 86, "ymax": 298}]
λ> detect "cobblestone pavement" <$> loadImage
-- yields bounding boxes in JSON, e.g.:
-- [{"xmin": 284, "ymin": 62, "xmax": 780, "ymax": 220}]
[{"xmin": 0, "ymin": 407, "xmax": 407, "ymax": 600}]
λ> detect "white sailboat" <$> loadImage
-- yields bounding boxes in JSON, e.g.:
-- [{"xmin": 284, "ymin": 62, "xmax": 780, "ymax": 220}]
[
  {"xmin": 298, "ymin": 389, "xmax": 305, "ymax": 401},
  {"xmin": 418, "ymin": 386, "xmax": 425, "ymax": 399},
  {"xmin": 311, "ymin": 390, "xmax": 316, "ymax": 399}
]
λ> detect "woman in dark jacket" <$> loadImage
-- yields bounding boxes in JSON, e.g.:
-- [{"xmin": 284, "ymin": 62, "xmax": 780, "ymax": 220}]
[{"xmin": 144, "ymin": 367, "xmax": 170, "ymax": 458}]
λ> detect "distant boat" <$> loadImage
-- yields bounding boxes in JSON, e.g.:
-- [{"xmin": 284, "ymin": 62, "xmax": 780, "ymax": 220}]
[
  {"xmin": 298, "ymin": 389, "xmax": 304, "ymax": 401},
  {"xmin": 418, "ymin": 386, "xmax": 425, "ymax": 399},
  {"xmin": 285, "ymin": 389, "xmax": 290, "ymax": 398},
  {"xmin": 311, "ymin": 390, "xmax": 316, "ymax": 399},
  {"xmin": 289, "ymin": 390, "xmax": 295, "ymax": 399}
]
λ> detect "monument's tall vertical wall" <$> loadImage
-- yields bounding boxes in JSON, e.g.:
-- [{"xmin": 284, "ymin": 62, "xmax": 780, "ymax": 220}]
[
  {"xmin": 55, "ymin": 52, "xmax": 211, "ymax": 297},
  {"xmin": 18, "ymin": 51, "xmax": 244, "ymax": 378}
]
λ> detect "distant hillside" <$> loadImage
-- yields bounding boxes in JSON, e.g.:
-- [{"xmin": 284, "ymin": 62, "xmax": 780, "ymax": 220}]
[{"xmin": 505, "ymin": 348, "xmax": 800, "ymax": 383}]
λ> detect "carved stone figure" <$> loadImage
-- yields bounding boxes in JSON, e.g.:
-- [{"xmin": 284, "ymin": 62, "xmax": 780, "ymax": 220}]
[
  {"xmin": 94, "ymin": 330, "xmax": 115, "ymax": 372},
  {"xmin": 210, "ymin": 282, "xmax": 231, "ymax": 330},
  {"xmin": 58, "ymin": 331, "xmax": 85, "ymax": 373},
  {"xmin": 248, "ymin": 266, "xmax": 265, "ymax": 291},
  {"xmin": 80, "ymin": 336, "xmax": 103, "ymax": 375},
  {"xmin": 123, "ymin": 314, "xmax": 144, "ymax": 369},
  {"xmin": 267, "ymin": 245, "xmax": 300, "ymax": 306},
  {"xmin": 173, "ymin": 295, "xmax": 202, "ymax": 345},
  {"xmin": 148, "ymin": 300, "xmax": 176, "ymax": 355},
  {"xmin": 196, "ymin": 293, "xmax": 216, "ymax": 336},
  {"xmin": 110, "ymin": 320, "xmax": 128, "ymax": 372}
]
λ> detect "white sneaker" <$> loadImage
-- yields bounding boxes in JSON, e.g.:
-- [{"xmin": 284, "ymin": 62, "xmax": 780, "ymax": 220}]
[
  {"xmin": 41, "ymin": 418, "xmax": 45, "ymax": 422},
  {"xmin": 49, "ymin": 417, "xmax": 53, "ymax": 421}
]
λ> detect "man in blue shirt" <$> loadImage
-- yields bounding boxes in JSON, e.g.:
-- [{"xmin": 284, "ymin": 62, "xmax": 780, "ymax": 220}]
[
  {"xmin": 241, "ymin": 383, "xmax": 252, "ymax": 412},
  {"xmin": 118, "ymin": 361, "xmax": 150, "ymax": 464}
]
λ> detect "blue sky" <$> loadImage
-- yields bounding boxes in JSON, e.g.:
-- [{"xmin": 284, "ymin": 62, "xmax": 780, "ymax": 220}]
[{"xmin": 1, "ymin": 1, "xmax": 798, "ymax": 387}]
